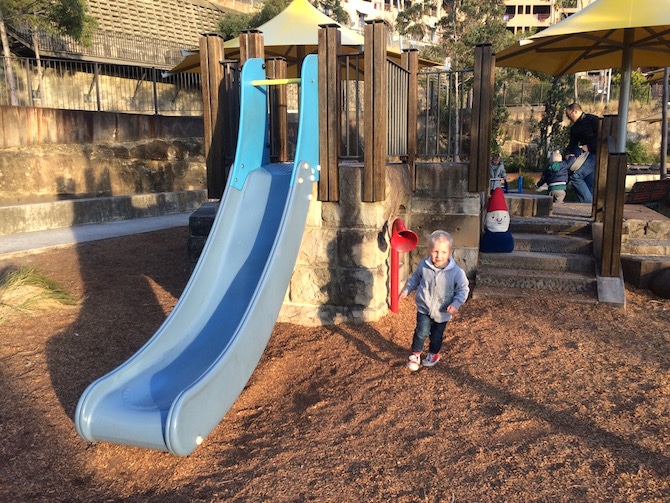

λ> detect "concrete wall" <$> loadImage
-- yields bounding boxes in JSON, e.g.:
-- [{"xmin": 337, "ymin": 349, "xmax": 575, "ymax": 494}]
[{"xmin": 277, "ymin": 161, "xmax": 481, "ymax": 326}]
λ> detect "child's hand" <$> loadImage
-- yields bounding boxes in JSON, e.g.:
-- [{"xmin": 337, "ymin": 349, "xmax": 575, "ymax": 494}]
[
  {"xmin": 446, "ymin": 305, "xmax": 459, "ymax": 316},
  {"xmin": 398, "ymin": 291, "xmax": 408, "ymax": 302}
]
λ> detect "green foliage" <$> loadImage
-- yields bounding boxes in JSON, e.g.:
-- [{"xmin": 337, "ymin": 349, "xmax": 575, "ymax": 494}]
[
  {"xmin": 217, "ymin": 12, "xmax": 254, "ymax": 40},
  {"xmin": 626, "ymin": 138, "xmax": 657, "ymax": 165},
  {"xmin": 0, "ymin": 0, "xmax": 96, "ymax": 43},
  {"xmin": 313, "ymin": 0, "xmax": 349, "ymax": 26},
  {"xmin": 438, "ymin": 0, "xmax": 512, "ymax": 70},
  {"xmin": 611, "ymin": 69, "xmax": 652, "ymax": 103},
  {"xmin": 396, "ymin": 1, "xmax": 435, "ymax": 41},
  {"xmin": 217, "ymin": 0, "xmax": 292, "ymax": 40},
  {"xmin": 528, "ymin": 75, "xmax": 572, "ymax": 170},
  {"xmin": 502, "ymin": 154, "xmax": 528, "ymax": 174}
]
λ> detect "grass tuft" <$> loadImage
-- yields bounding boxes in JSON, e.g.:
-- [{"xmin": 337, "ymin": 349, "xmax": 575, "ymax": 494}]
[{"xmin": 0, "ymin": 267, "xmax": 81, "ymax": 320}]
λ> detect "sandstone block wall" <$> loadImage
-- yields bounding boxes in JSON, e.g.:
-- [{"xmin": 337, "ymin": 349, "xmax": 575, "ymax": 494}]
[
  {"xmin": 278, "ymin": 164, "xmax": 415, "ymax": 326},
  {"xmin": 277, "ymin": 162, "xmax": 482, "ymax": 326},
  {"xmin": 0, "ymin": 138, "xmax": 206, "ymax": 205}
]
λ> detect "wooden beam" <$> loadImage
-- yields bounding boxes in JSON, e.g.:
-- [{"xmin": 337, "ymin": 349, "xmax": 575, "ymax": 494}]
[
  {"xmin": 469, "ymin": 44, "xmax": 495, "ymax": 194},
  {"xmin": 592, "ymin": 115, "xmax": 618, "ymax": 222},
  {"xmin": 317, "ymin": 24, "xmax": 341, "ymax": 202},
  {"xmin": 600, "ymin": 152, "xmax": 627, "ymax": 277},
  {"xmin": 199, "ymin": 34, "xmax": 226, "ymax": 199},
  {"xmin": 363, "ymin": 20, "xmax": 387, "ymax": 202},
  {"xmin": 239, "ymin": 30, "xmax": 265, "ymax": 65}
]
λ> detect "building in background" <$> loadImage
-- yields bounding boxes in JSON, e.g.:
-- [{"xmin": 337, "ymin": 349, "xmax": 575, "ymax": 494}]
[{"xmin": 503, "ymin": 0, "xmax": 595, "ymax": 35}]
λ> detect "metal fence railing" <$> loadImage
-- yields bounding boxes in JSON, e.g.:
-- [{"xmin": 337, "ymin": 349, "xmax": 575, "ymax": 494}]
[
  {"xmin": 0, "ymin": 56, "xmax": 202, "ymax": 116},
  {"xmin": 387, "ymin": 59, "xmax": 409, "ymax": 157},
  {"xmin": 417, "ymin": 68, "xmax": 473, "ymax": 160},
  {"xmin": 9, "ymin": 27, "xmax": 187, "ymax": 69}
]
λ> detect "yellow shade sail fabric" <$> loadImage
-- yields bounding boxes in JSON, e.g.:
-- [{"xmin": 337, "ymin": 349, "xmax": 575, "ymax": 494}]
[
  {"xmin": 167, "ymin": 0, "xmax": 440, "ymax": 77},
  {"xmin": 496, "ymin": 0, "xmax": 670, "ymax": 76},
  {"xmin": 496, "ymin": 0, "xmax": 670, "ymax": 150}
]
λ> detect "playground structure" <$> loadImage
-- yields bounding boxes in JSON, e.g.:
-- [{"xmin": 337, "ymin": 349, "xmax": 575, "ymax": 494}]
[
  {"xmin": 75, "ymin": 18, "xmax": 637, "ymax": 455},
  {"xmin": 198, "ymin": 21, "xmax": 631, "ymax": 314},
  {"xmin": 75, "ymin": 56, "xmax": 319, "ymax": 456}
]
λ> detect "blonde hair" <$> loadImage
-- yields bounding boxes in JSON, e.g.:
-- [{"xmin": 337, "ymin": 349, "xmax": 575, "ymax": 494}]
[{"xmin": 428, "ymin": 230, "xmax": 454, "ymax": 252}]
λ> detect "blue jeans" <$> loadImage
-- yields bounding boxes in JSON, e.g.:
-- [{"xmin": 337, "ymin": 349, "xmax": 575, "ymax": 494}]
[
  {"xmin": 411, "ymin": 312, "xmax": 447, "ymax": 354},
  {"xmin": 570, "ymin": 153, "xmax": 595, "ymax": 203}
]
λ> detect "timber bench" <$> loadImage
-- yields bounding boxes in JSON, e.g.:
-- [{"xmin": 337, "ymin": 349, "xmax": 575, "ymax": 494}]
[{"xmin": 625, "ymin": 178, "xmax": 670, "ymax": 209}]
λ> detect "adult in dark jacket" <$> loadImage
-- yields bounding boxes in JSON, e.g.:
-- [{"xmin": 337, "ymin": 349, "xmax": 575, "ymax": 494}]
[{"xmin": 565, "ymin": 102, "xmax": 599, "ymax": 203}]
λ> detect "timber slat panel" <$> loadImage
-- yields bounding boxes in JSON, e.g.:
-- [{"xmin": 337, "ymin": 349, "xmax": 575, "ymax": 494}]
[
  {"xmin": 318, "ymin": 25, "xmax": 341, "ymax": 202},
  {"xmin": 200, "ymin": 35, "xmax": 226, "ymax": 199},
  {"xmin": 593, "ymin": 115, "xmax": 618, "ymax": 222},
  {"xmin": 470, "ymin": 45, "xmax": 494, "ymax": 194},
  {"xmin": 363, "ymin": 20, "xmax": 387, "ymax": 202},
  {"xmin": 600, "ymin": 152, "xmax": 627, "ymax": 277}
]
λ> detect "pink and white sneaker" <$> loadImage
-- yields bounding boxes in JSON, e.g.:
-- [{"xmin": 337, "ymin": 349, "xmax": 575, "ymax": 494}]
[
  {"xmin": 407, "ymin": 352, "xmax": 421, "ymax": 371},
  {"xmin": 422, "ymin": 353, "xmax": 440, "ymax": 367}
]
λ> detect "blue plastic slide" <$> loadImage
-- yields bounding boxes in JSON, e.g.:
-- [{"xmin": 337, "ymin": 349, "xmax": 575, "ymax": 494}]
[{"xmin": 75, "ymin": 55, "xmax": 319, "ymax": 456}]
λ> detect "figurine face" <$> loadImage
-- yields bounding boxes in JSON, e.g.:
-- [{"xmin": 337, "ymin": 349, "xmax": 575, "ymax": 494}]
[{"xmin": 486, "ymin": 209, "xmax": 510, "ymax": 232}]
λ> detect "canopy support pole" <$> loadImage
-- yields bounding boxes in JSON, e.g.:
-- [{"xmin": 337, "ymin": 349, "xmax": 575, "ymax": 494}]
[{"xmin": 616, "ymin": 28, "xmax": 634, "ymax": 153}]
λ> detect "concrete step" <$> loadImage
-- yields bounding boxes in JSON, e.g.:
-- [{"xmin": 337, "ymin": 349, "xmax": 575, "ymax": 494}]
[
  {"xmin": 621, "ymin": 254, "xmax": 670, "ymax": 289},
  {"xmin": 479, "ymin": 250, "xmax": 595, "ymax": 274},
  {"xmin": 0, "ymin": 190, "xmax": 208, "ymax": 236},
  {"xmin": 476, "ymin": 266, "xmax": 597, "ymax": 293},
  {"xmin": 472, "ymin": 284, "xmax": 598, "ymax": 303},
  {"xmin": 510, "ymin": 216, "xmax": 592, "ymax": 237},
  {"xmin": 512, "ymin": 232, "xmax": 594, "ymax": 255}
]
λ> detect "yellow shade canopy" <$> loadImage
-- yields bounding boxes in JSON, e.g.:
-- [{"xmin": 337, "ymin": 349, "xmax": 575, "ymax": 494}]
[
  {"xmin": 496, "ymin": 0, "xmax": 670, "ymax": 76},
  {"xmin": 496, "ymin": 0, "xmax": 670, "ymax": 150},
  {"xmin": 167, "ymin": 0, "xmax": 440, "ymax": 77}
]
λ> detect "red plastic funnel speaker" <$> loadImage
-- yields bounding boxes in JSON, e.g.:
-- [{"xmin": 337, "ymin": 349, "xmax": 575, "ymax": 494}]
[{"xmin": 390, "ymin": 219, "xmax": 418, "ymax": 253}]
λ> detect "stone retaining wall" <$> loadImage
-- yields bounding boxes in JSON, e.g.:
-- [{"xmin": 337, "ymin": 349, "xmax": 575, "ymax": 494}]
[
  {"xmin": 0, "ymin": 138, "xmax": 206, "ymax": 205},
  {"xmin": 277, "ymin": 161, "xmax": 482, "ymax": 326}
]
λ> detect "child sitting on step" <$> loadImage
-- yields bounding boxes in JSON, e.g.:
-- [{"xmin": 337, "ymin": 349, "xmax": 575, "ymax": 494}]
[{"xmin": 399, "ymin": 230, "xmax": 470, "ymax": 371}]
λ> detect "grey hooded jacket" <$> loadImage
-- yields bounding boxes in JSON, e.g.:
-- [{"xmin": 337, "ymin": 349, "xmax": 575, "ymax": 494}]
[{"xmin": 401, "ymin": 257, "xmax": 470, "ymax": 323}]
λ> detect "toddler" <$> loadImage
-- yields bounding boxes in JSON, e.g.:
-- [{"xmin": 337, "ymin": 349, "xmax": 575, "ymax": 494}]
[
  {"xmin": 535, "ymin": 149, "xmax": 572, "ymax": 203},
  {"xmin": 399, "ymin": 230, "xmax": 470, "ymax": 371},
  {"xmin": 489, "ymin": 153, "xmax": 508, "ymax": 192}
]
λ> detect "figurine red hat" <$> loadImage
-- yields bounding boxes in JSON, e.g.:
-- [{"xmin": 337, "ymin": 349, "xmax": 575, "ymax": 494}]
[{"xmin": 487, "ymin": 187, "xmax": 508, "ymax": 212}]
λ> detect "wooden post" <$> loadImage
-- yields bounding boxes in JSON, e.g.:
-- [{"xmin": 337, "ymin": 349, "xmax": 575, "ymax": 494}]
[
  {"xmin": 220, "ymin": 59, "xmax": 240, "ymax": 171},
  {"xmin": 363, "ymin": 20, "xmax": 387, "ymax": 202},
  {"xmin": 402, "ymin": 49, "xmax": 418, "ymax": 191},
  {"xmin": 592, "ymin": 115, "xmax": 618, "ymax": 222},
  {"xmin": 199, "ymin": 34, "xmax": 226, "ymax": 199},
  {"xmin": 469, "ymin": 44, "xmax": 495, "ymax": 193},
  {"xmin": 600, "ymin": 152, "xmax": 627, "ymax": 277},
  {"xmin": 266, "ymin": 58, "xmax": 288, "ymax": 163},
  {"xmin": 317, "ymin": 24, "xmax": 341, "ymax": 202},
  {"xmin": 239, "ymin": 30, "xmax": 265, "ymax": 65}
]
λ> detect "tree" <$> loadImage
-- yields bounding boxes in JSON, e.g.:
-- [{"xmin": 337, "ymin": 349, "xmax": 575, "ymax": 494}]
[
  {"xmin": 0, "ymin": 0, "xmax": 96, "ymax": 105},
  {"xmin": 312, "ymin": 0, "xmax": 349, "ymax": 26},
  {"xmin": 438, "ymin": 0, "xmax": 512, "ymax": 70},
  {"xmin": 528, "ymin": 75, "xmax": 571, "ymax": 170},
  {"xmin": 396, "ymin": 1, "xmax": 436, "ymax": 42},
  {"xmin": 217, "ymin": 0, "xmax": 292, "ymax": 41}
]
